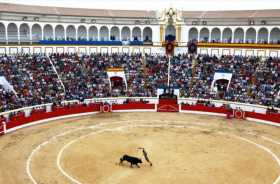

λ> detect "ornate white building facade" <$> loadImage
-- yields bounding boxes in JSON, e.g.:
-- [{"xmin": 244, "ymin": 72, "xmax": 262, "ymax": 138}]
[{"xmin": 0, "ymin": 3, "xmax": 280, "ymax": 56}]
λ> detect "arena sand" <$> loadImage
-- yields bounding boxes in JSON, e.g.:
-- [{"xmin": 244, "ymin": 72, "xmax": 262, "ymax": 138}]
[{"xmin": 0, "ymin": 112, "xmax": 279, "ymax": 184}]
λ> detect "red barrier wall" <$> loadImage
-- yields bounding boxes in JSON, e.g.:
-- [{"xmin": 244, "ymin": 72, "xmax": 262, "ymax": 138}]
[
  {"xmin": 6, "ymin": 104, "xmax": 101, "ymax": 130},
  {"xmin": 246, "ymin": 111, "xmax": 280, "ymax": 124},
  {"xmin": 181, "ymin": 104, "xmax": 229, "ymax": 114},
  {"xmin": 2, "ymin": 102, "xmax": 280, "ymax": 134},
  {"xmin": 112, "ymin": 102, "xmax": 155, "ymax": 111},
  {"xmin": 157, "ymin": 99, "xmax": 179, "ymax": 112},
  {"xmin": 181, "ymin": 104, "xmax": 280, "ymax": 125}
]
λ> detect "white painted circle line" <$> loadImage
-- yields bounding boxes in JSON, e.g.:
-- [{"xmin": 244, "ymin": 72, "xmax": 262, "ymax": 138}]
[
  {"xmin": 25, "ymin": 120, "xmax": 280, "ymax": 184},
  {"xmin": 262, "ymin": 136, "xmax": 280, "ymax": 145},
  {"xmin": 26, "ymin": 143, "xmax": 42, "ymax": 184},
  {"xmin": 57, "ymin": 123, "xmax": 280, "ymax": 184},
  {"xmin": 26, "ymin": 121, "xmax": 141, "ymax": 184},
  {"xmin": 232, "ymin": 135, "xmax": 280, "ymax": 184},
  {"xmin": 26, "ymin": 127, "xmax": 87, "ymax": 184},
  {"xmin": 57, "ymin": 127, "xmax": 126, "ymax": 184},
  {"xmin": 56, "ymin": 124, "xmax": 206, "ymax": 184}
]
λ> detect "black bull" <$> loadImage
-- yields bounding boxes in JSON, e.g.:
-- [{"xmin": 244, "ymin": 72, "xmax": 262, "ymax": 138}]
[{"xmin": 119, "ymin": 154, "xmax": 142, "ymax": 167}]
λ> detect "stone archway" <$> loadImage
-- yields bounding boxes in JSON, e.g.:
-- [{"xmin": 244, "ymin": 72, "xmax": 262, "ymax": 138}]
[{"xmin": 165, "ymin": 25, "xmax": 176, "ymax": 41}]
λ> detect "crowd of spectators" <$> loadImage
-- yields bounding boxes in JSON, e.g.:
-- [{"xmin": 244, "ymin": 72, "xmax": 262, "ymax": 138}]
[
  {"xmin": 0, "ymin": 85, "xmax": 18, "ymax": 112},
  {"xmin": 146, "ymin": 54, "xmax": 169, "ymax": 95},
  {"xmin": 170, "ymin": 54, "xmax": 280, "ymax": 107},
  {"xmin": 51, "ymin": 53, "xmax": 148, "ymax": 99},
  {"xmin": 0, "ymin": 54, "xmax": 64, "ymax": 112},
  {"xmin": 0, "ymin": 53, "xmax": 279, "ymax": 112}
]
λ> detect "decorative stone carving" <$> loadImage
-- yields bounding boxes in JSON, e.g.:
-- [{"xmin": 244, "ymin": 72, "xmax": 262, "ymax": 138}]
[{"xmin": 158, "ymin": 8, "xmax": 183, "ymax": 25}]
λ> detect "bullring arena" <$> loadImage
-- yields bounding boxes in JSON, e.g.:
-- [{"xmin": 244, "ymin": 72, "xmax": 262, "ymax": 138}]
[
  {"xmin": 0, "ymin": 0, "xmax": 280, "ymax": 183},
  {"xmin": 0, "ymin": 104, "xmax": 280, "ymax": 184}
]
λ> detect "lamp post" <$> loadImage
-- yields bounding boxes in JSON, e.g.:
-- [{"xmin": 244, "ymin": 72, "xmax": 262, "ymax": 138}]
[{"xmin": 167, "ymin": 54, "xmax": 171, "ymax": 88}]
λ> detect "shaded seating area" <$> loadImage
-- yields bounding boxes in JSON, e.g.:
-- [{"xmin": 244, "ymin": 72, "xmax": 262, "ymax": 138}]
[{"xmin": 39, "ymin": 40, "xmax": 123, "ymax": 45}]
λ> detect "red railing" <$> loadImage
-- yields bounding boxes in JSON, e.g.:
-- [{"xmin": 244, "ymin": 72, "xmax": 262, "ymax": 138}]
[
  {"xmin": 157, "ymin": 99, "xmax": 179, "ymax": 112},
  {"xmin": 6, "ymin": 103, "xmax": 101, "ymax": 130},
  {"xmin": 246, "ymin": 111, "xmax": 280, "ymax": 124},
  {"xmin": 112, "ymin": 102, "xmax": 155, "ymax": 111},
  {"xmin": 1, "ymin": 100, "xmax": 280, "ymax": 135},
  {"xmin": 181, "ymin": 104, "xmax": 229, "ymax": 114}
]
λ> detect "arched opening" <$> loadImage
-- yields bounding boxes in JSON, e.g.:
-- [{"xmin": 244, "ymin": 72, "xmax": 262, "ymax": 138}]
[
  {"xmin": 270, "ymin": 28, "xmax": 280, "ymax": 44},
  {"xmin": 55, "ymin": 25, "xmax": 65, "ymax": 40},
  {"xmin": 199, "ymin": 28, "xmax": 209, "ymax": 42},
  {"xmin": 132, "ymin": 27, "xmax": 141, "ymax": 41},
  {"xmin": 77, "ymin": 26, "xmax": 87, "ymax": 40},
  {"xmin": 121, "ymin": 27, "xmax": 131, "ymax": 41},
  {"xmin": 43, "ymin": 24, "xmax": 54, "ymax": 40},
  {"xmin": 19, "ymin": 23, "xmax": 30, "ymax": 43},
  {"xmin": 110, "ymin": 26, "xmax": 120, "ymax": 41},
  {"xmin": 100, "ymin": 26, "xmax": 109, "ymax": 41},
  {"xmin": 143, "ymin": 27, "xmax": 153, "ymax": 43},
  {"xmin": 110, "ymin": 76, "xmax": 126, "ymax": 97},
  {"xmin": 189, "ymin": 27, "xmax": 198, "ymax": 41},
  {"xmin": 89, "ymin": 26, "xmax": 98, "ymax": 41},
  {"xmin": 66, "ymin": 25, "xmax": 76, "ymax": 40},
  {"xmin": 32, "ymin": 24, "xmax": 42, "ymax": 42},
  {"xmin": 0, "ymin": 23, "xmax": 5, "ymax": 43},
  {"xmin": 234, "ymin": 28, "xmax": 244, "ymax": 43},
  {"xmin": 214, "ymin": 79, "xmax": 230, "ymax": 99},
  {"xmin": 245, "ymin": 28, "xmax": 256, "ymax": 43},
  {"xmin": 165, "ymin": 25, "xmax": 176, "ymax": 41},
  {"xmin": 7, "ymin": 23, "xmax": 18, "ymax": 43},
  {"xmin": 257, "ymin": 28, "xmax": 268, "ymax": 44},
  {"xmin": 222, "ymin": 28, "xmax": 232, "ymax": 43},
  {"xmin": 211, "ymin": 28, "xmax": 221, "ymax": 43}
]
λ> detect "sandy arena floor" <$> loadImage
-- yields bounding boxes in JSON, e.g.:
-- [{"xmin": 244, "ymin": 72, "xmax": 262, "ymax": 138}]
[{"xmin": 0, "ymin": 112, "xmax": 279, "ymax": 184}]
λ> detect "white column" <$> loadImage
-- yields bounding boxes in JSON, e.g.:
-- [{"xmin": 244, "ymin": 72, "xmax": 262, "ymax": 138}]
[
  {"xmin": 29, "ymin": 27, "xmax": 32, "ymax": 44},
  {"xmin": 130, "ymin": 27, "xmax": 133, "ymax": 41},
  {"xmin": 140, "ymin": 28, "xmax": 142, "ymax": 41},
  {"xmin": 96, "ymin": 27, "xmax": 99, "ymax": 41},
  {"xmin": 182, "ymin": 26, "xmax": 189, "ymax": 43},
  {"xmin": 64, "ymin": 26, "xmax": 67, "ymax": 40},
  {"xmin": 86, "ymin": 28, "xmax": 89, "ymax": 41},
  {"xmin": 230, "ymin": 29, "xmax": 233, "ymax": 43},
  {"xmin": 232, "ymin": 30, "xmax": 235, "ymax": 43},
  {"xmin": 152, "ymin": 26, "xmax": 160, "ymax": 43},
  {"xmin": 119, "ymin": 27, "xmax": 121, "ymax": 41},
  {"xmin": 17, "ymin": 28, "xmax": 20, "ymax": 44},
  {"xmin": 209, "ymin": 29, "xmax": 212, "ymax": 42},
  {"xmin": 221, "ymin": 29, "xmax": 224, "ymax": 42},
  {"xmin": 256, "ymin": 30, "xmax": 259, "ymax": 44},
  {"xmin": 268, "ymin": 30, "xmax": 271, "ymax": 44},
  {"xmin": 5, "ymin": 26, "xmax": 8, "ymax": 44},
  {"xmin": 54, "ymin": 28, "xmax": 56, "ymax": 40},
  {"xmin": 76, "ymin": 28, "xmax": 78, "ymax": 40},
  {"xmin": 41, "ymin": 27, "xmax": 44, "ymax": 40}
]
